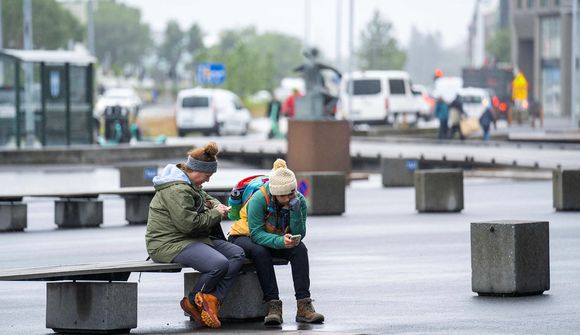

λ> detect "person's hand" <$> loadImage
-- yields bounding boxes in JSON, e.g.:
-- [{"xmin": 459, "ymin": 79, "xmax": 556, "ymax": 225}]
[
  {"xmin": 283, "ymin": 233, "xmax": 299, "ymax": 248},
  {"xmin": 215, "ymin": 204, "xmax": 230, "ymax": 217}
]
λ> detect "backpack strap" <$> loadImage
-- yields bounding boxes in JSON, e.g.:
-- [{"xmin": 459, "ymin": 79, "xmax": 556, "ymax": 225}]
[{"xmin": 259, "ymin": 185, "xmax": 270, "ymax": 206}]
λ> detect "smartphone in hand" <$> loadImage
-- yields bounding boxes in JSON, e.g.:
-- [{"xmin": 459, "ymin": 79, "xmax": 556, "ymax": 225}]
[{"xmin": 290, "ymin": 234, "xmax": 301, "ymax": 242}]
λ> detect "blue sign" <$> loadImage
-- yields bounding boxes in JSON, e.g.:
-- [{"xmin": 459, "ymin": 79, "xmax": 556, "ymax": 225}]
[
  {"xmin": 197, "ymin": 63, "xmax": 226, "ymax": 85},
  {"xmin": 143, "ymin": 167, "xmax": 158, "ymax": 182},
  {"xmin": 405, "ymin": 160, "xmax": 418, "ymax": 172}
]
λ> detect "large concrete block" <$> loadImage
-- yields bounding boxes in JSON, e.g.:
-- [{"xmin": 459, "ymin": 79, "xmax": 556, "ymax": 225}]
[
  {"xmin": 553, "ymin": 169, "xmax": 580, "ymax": 211},
  {"xmin": 296, "ymin": 172, "xmax": 345, "ymax": 215},
  {"xmin": 119, "ymin": 165, "xmax": 158, "ymax": 187},
  {"xmin": 471, "ymin": 220, "xmax": 550, "ymax": 296},
  {"xmin": 287, "ymin": 120, "xmax": 351, "ymax": 175},
  {"xmin": 55, "ymin": 199, "xmax": 103, "ymax": 228},
  {"xmin": 123, "ymin": 194, "xmax": 154, "ymax": 224},
  {"xmin": 0, "ymin": 202, "xmax": 27, "ymax": 232},
  {"xmin": 46, "ymin": 282, "xmax": 137, "ymax": 333},
  {"xmin": 381, "ymin": 158, "xmax": 420, "ymax": 187},
  {"xmin": 184, "ymin": 272, "xmax": 266, "ymax": 320},
  {"xmin": 414, "ymin": 169, "xmax": 463, "ymax": 212}
]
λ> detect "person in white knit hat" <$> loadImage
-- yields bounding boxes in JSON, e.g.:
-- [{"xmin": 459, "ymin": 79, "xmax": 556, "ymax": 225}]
[{"xmin": 228, "ymin": 158, "xmax": 324, "ymax": 326}]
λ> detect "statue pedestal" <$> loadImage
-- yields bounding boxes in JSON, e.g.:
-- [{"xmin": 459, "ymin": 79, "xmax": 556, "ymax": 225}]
[{"xmin": 287, "ymin": 120, "xmax": 351, "ymax": 175}]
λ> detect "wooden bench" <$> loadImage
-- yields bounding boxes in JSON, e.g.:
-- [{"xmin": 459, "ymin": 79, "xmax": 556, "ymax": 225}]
[
  {"xmin": 0, "ymin": 258, "xmax": 288, "ymax": 334},
  {"xmin": 0, "ymin": 186, "xmax": 231, "ymax": 231}
]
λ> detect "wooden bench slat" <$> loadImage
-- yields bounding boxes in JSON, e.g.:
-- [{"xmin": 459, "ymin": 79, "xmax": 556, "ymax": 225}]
[{"xmin": 0, "ymin": 258, "xmax": 289, "ymax": 281}]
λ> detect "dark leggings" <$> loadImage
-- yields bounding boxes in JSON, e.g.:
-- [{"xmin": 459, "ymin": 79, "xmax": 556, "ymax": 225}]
[
  {"xmin": 229, "ymin": 235, "xmax": 310, "ymax": 302},
  {"xmin": 173, "ymin": 239, "xmax": 245, "ymax": 302}
]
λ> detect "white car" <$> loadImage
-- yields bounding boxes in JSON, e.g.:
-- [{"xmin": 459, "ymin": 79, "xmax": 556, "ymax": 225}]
[
  {"xmin": 458, "ymin": 87, "xmax": 491, "ymax": 119},
  {"xmin": 94, "ymin": 88, "xmax": 142, "ymax": 119},
  {"xmin": 337, "ymin": 70, "xmax": 422, "ymax": 124},
  {"xmin": 175, "ymin": 88, "xmax": 251, "ymax": 136}
]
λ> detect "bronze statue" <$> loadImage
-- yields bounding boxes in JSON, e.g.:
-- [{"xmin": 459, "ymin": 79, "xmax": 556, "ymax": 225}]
[{"xmin": 293, "ymin": 47, "xmax": 342, "ymax": 120}]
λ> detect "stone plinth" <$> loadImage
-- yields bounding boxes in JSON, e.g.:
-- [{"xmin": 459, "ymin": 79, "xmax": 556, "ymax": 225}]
[
  {"xmin": 123, "ymin": 194, "xmax": 154, "ymax": 224},
  {"xmin": 0, "ymin": 202, "xmax": 27, "ymax": 232},
  {"xmin": 414, "ymin": 169, "xmax": 463, "ymax": 212},
  {"xmin": 46, "ymin": 282, "xmax": 137, "ymax": 333},
  {"xmin": 184, "ymin": 272, "xmax": 266, "ymax": 321},
  {"xmin": 55, "ymin": 198, "xmax": 103, "ymax": 228},
  {"xmin": 296, "ymin": 172, "xmax": 345, "ymax": 215},
  {"xmin": 287, "ymin": 120, "xmax": 350, "ymax": 175},
  {"xmin": 381, "ymin": 158, "xmax": 420, "ymax": 187},
  {"xmin": 553, "ymin": 169, "xmax": 580, "ymax": 211},
  {"xmin": 119, "ymin": 165, "xmax": 158, "ymax": 187},
  {"xmin": 471, "ymin": 220, "xmax": 550, "ymax": 296}
]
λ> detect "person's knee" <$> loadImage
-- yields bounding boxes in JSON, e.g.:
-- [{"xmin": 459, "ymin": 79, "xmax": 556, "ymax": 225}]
[{"xmin": 293, "ymin": 242, "xmax": 308, "ymax": 256}]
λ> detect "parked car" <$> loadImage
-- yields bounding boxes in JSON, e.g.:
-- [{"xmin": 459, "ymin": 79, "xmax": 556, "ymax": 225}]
[
  {"xmin": 175, "ymin": 88, "xmax": 251, "ymax": 136},
  {"xmin": 337, "ymin": 70, "xmax": 422, "ymax": 124},
  {"xmin": 94, "ymin": 87, "xmax": 142, "ymax": 119},
  {"xmin": 458, "ymin": 87, "xmax": 491, "ymax": 119}
]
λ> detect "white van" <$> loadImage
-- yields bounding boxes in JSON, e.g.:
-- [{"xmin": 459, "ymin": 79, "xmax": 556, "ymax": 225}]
[
  {"xmin": 337, "ymin": 71, "xmax": 421, "ymax": 124},
  {"xmin": 175, "ymin": 88, "xmax": 251, "ymax": 136},
  {"xmin": 458, "ymin": 87, "xmax": 491, "ymax": 119}
]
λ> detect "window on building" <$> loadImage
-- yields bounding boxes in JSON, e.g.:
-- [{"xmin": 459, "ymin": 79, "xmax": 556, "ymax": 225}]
[
  {"xmin": 540, "ymin": 0, "xmax": 547, "ymax": 7},
  {"xmin": 554, "ymin": 0, "xmax": 559, "ymax": 6},
  {"xmin": 541, "ymin": 16, "xmax": 561, "ymax": 59},
  {"xmin": 517, "ymin": 0, "xmax": 523, "ymax": 8},
  {"xmin": 527, "ymin": 0, "xmax": 534, "ymax": 8}
]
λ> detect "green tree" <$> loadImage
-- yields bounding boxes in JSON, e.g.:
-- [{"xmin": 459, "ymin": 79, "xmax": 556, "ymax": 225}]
[
  {"xmin": 358, "ymin": 9, "xmax": 406, "ymax": 70},
  {"xmin": 2, "ymin": 0, "xmax": 83, "ymax": 49},
  {"xmin": 185, "ymin": 23, "xmax": 204, "ymax": 56},
  {"xmin": 94, "ymin": 0, "xmax": 152, "ymax": 73},
  {"xmin": 158, "ymin": 20, "xmax": 184, "ymax": 80},
  {"xmin": 486, "ymin": 28, "xmax": 511, "ymax": 63}
]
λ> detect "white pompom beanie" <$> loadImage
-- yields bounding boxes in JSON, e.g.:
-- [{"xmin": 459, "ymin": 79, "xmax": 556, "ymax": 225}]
[{"xmin": 269, "ymin": 159, "xmax": 297, "ymax": 196}]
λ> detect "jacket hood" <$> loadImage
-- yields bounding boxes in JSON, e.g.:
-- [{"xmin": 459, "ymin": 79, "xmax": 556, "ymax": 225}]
[{"xmin": 153, "ymin": 164, "xmax": 191, "ymax": 189}]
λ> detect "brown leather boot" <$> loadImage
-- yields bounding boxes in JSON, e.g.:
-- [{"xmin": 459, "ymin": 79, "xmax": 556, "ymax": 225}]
[
  {"xmin": 296, "ymin": 298, "xmax": 324, "ymax": 323},
  {"xmin": 264, "ymin": 299, "xmax": 283, "ymax": 325},
  {"xmin": 180, "ymin": 297, "xmax": 203, "ymax": 325},
  {"xmin": 194, "ymin": 292, "xmax": 222, "ymax": 328}
]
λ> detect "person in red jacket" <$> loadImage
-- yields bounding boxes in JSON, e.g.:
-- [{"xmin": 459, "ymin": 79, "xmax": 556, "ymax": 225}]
[{"xmin": 282, "ymin": 89, "xmax": 302, "ymax": 118}]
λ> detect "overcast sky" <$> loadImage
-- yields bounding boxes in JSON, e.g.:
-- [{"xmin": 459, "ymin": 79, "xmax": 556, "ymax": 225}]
[{"xmin": 120, "ymin": 0, "xmax": 478, "ymax": 59}]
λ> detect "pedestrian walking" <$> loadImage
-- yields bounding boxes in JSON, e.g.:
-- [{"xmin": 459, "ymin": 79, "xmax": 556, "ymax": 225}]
[
  {"xmin": 146, "ymin": 142, "xmax": 245, "ymax": 329},
  {"xmin": 228, "ymin": 159, "xmax": 324, "ymax": 326},
  {"xmin": 266, "ymin": 93, "xmax": 282, "ymax": 139},
  {"xmin": 448, "ymin": 94, "xmax": 466, "ymax": 140},
  {"xmin": 435, "ymin": 95, "xmax": 449, "ymax": 139},
  {"xmin": 479, "ymin": 105, "xmax": 496, "ymax": 141}
]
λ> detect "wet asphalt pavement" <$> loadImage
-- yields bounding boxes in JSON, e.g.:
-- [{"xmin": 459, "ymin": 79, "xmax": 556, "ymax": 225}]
[{"xmin": 0, "ymin": 173, "xmax": 579, "ymax": 335}]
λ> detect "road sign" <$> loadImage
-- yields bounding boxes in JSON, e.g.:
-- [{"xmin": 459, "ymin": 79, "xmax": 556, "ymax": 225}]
[
  {"xmin": 197, "ymin": 63, "xmax": 226, "ymax": 85},
  {"xmin": 512, "ymin": 71, "xmax": 528, "ymax": 101}
]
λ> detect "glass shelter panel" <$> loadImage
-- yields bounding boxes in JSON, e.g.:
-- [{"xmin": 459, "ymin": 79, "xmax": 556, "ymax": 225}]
[
  {"xmin": 69, "ymin": 65, "xmax": 91, "ymax": 145},
  {"xmin": 0, "ymin": 55, "xmax": 17, "ymax": 147}
]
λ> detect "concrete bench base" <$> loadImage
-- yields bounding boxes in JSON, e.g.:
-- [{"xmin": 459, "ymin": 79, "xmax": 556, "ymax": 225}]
[
  {"xmin": 415, "ymin": 169, "xmax": 463, "ymax": 212},
  {"xmin": 296, "ymin": 172, "xmax": 345, "ymax": 215},
  {"xmin": 471, "ymin": 220, "xmax": 550, "ymax": 296},
  {"xmin": 0, "ymin": 202, "xmax": 27, "ymax": 232},
  {"xmin": 381, "ymin": 158, "xmax": 420, "ymax": 187},
  {"xmin": 123, "ymin": 194, "xmax": 153, "ymax": 225},
  {"xmin": 55, "ymin": 199, "xmax": 103, "ymax": 228},
  {"xmin": 46, "ymin": 282, "xmax": 137, "ymax": 334},
  {"xmin": 184, "ymin": 271, "xmax": 267, "ymax": 320},
  {"xmin": 553, "ymin": 169, "xmax": 580, "ymax": 211}
]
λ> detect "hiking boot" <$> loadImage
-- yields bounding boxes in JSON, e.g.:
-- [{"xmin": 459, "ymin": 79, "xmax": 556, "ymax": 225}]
[
  {"xmin": 296, "ymin": 298, "xmax": 324, "ymax": 323},
  {"xmin": 194, "ymin": 292, "xmax": 222, "ymax": 328},
  {"xmin": 180, "ymin": 297, "xmax": 203, "ymax": 325},
  {"xmin": 264, "ymin": 299, "xmax": 283, "ymax": 325}
]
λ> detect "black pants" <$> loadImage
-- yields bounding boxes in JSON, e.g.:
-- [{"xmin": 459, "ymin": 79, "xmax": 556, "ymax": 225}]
[{"xmin": 229, "ymin": 235, "xmax": 310, "ymax": 302}]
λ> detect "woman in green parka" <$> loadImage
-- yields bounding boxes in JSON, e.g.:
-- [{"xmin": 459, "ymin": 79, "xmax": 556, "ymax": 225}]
[{"xmin": 146, "ymin": 142, "xmax": 244, "ymax": 329}]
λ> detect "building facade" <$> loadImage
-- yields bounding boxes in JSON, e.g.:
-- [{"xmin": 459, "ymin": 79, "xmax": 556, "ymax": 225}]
[{"xmin": 511, "ymin": 0, "xmax": 579, "ymax": 116}]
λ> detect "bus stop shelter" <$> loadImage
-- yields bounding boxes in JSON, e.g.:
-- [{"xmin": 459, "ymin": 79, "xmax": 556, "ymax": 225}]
[{"xmin": 0, "ymin": 49, "xmax": 95, "ymax": 148}]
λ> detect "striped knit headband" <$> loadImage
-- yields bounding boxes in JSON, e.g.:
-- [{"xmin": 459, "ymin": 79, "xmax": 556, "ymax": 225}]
[{"xmin": 186, "ymin": 156, "xmax": 217, "ymax": 173}]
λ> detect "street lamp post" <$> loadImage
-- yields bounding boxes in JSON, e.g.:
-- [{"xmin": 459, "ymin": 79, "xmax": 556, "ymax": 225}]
[{"xmin": 572, "ymin": 0, "xmax": 578, "ymax": 127}]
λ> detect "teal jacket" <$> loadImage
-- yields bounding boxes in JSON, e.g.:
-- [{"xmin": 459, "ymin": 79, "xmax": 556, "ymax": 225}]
[{"xmin": 247, "ymin": 182, "xmax": 307, "ymax": 249}]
